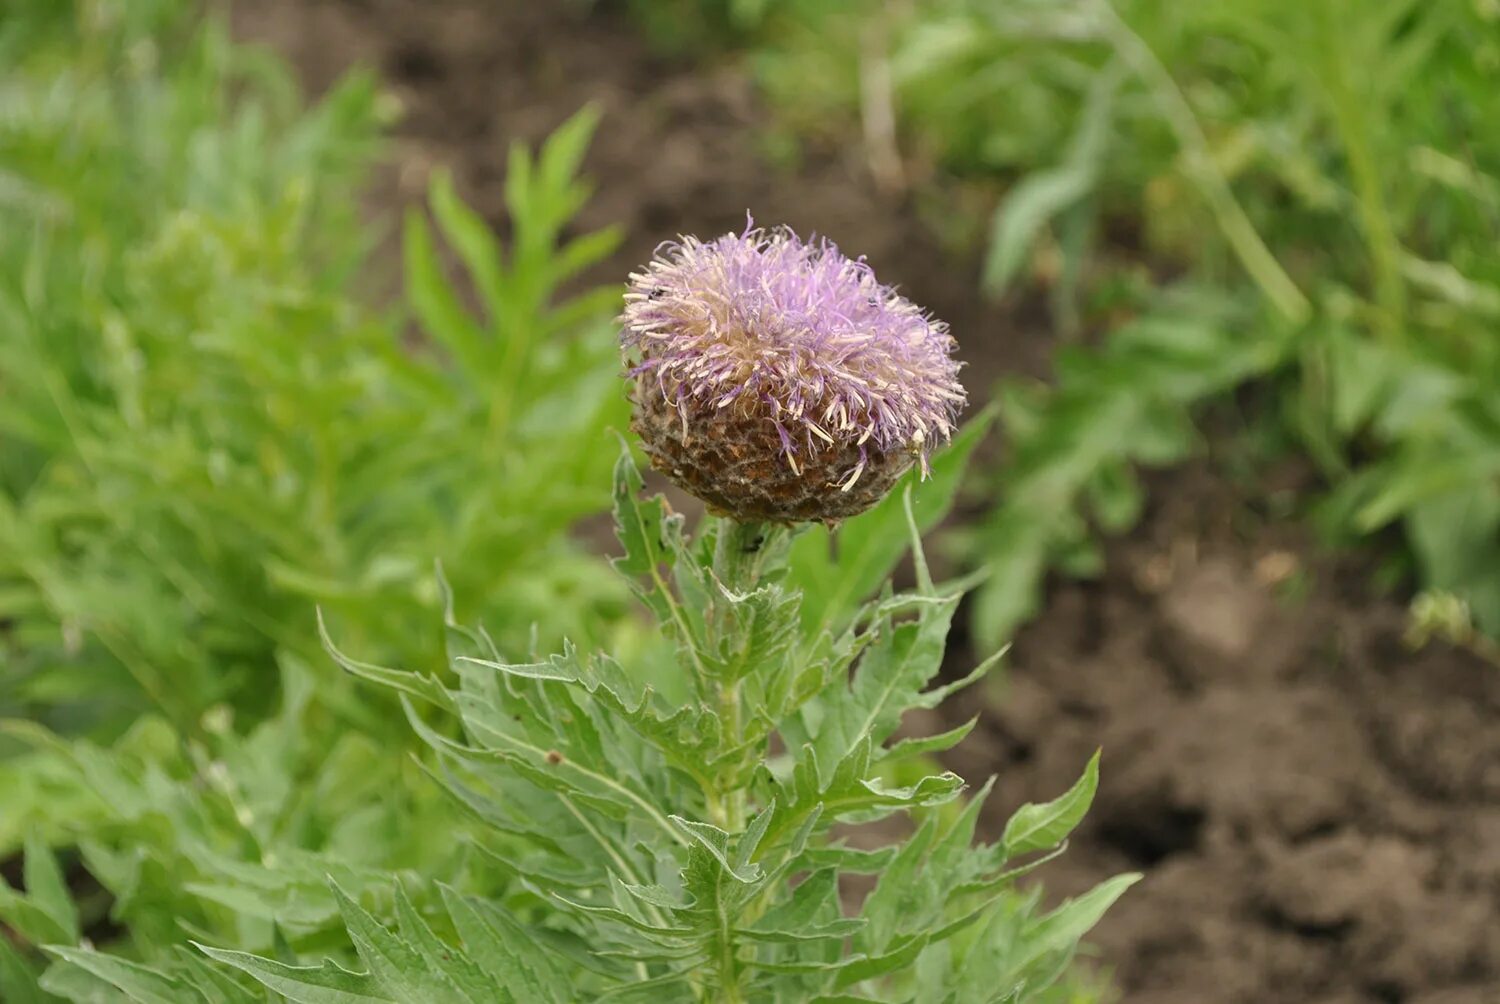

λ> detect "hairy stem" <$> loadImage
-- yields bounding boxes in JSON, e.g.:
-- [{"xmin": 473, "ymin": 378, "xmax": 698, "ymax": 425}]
[
  {"xmin": 705, "ymin": 517, "xmax": 782, "ymax": 1001},
  {"xmin": 709, "ymin": 518, "xmax": 771, "ymax": 832}
]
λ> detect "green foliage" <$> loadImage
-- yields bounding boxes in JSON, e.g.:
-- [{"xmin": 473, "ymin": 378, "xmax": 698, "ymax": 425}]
[
  {"xmin": 0, "ymin": 1, "xmax": 642, "ymax": 999},
  {"xmin": 969, "ymin": 291, "xmax": 1293, "ymax": 646},
  {"xmin": 970, "ymin": 0, "xmax": 1500, "ymax": 639},
  {"xmin": 0, "ymin": 0, "xmax": 627, "ymax": 747},
  {"xmin": 2, "ymin": 657, "xmax": 459, "ymax": 950},
  {"xmin": 176, "ymin": 447, "xmax": 1133, "ymax": 1002},
  {"xmin": 199, "ymin": 880, "xmax": 575, "ymax": 1004}
]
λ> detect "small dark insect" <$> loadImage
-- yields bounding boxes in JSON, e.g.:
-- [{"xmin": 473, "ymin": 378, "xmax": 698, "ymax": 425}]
[
  {"xmin": 648, "ymin": 286, "xmax": 666, "ymax": 300},
  {"xmin": 545, "ymin": 750, "xmax": 564, "ymax": 765},
  {"xmin": 742, "ymin": 533, "xmax": 765, "ymax": 554}
]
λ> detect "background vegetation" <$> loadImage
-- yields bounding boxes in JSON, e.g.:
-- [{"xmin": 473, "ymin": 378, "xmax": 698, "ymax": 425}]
[{"xmin": 1, "ymin": 0, "xmax": 642, "ymax": 995}]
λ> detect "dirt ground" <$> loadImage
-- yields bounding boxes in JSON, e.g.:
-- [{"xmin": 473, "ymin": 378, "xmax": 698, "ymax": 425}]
[
  {"xmin": 946, "ymin": 459, "xmax": 1500, "ymax": 1004},
  {"xmin": 233, "ymin": 3, "xmax": 1500, "ymax": 1001}
]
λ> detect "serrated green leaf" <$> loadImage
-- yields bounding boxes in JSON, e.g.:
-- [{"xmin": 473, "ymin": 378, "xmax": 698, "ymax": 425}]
[
  {"xmin": 592, "ymin": 966, "xmax": 695, "ymax": 1000},
  {"xmin": 789, "ymin": 408, "xmax": 995, "ymax": 639},
  {"xmin": 401, "ymin": 691, "xmax": 676, "ymax": 841},
  {"xmin": 797, "ymin": 843, "xmax": 896, "ymax": 874},
  {"xmin": 1017, "ymin": 873, "xmax": 1141, "ymax": 971},
  {"xmin": 881, "ymin": 716, "xmax": 979, "ymax": 763},
  {"xmin": 765, "ymin": 737, "xmax": 965, "ymax": 858},
  {"xmin": 318, "ymin": 610, "xmax": 455, "ymax": 713},
  {"xmin": 390, "ymin": 883, "xmax": 493, "ymax": 1004},
  {"xmin": 168, "ymin": 948, "xmax": 266, "ymax": 1004},
  {"xmin": 706, "ymin": 575, "xmax": 801, "ymax": 686},
  {"xmin": 857, "ymin": 812, "xmax": 941, "ymax": 952},
  {"xmin": 548, "ymin": 892, "xmax": 694, "ymax": 939},
  {"xmin": 328, "ymin": 881, "xmax": 468, "ymax": 1004},
  {"xmin": 197, "ymin": 944, "xmax": 389, "ymax": 1004},
  {"xmin": 1001, "ymin": 750, "xmax": 1100, "ymax": 858},
  {"xmin": 610, "ymin": 449, "xmax": 679, "ymax": 580},
  {"xmin": 619, "ymin": 881, "xmax": 691, "ymax": 912},
  {"xmin": 438, "ymin": 885, "xmax": 564, "ymax": 1003},
  {"xmin": 609, "ymin": 451, "xmax": 709, "ymax": 676},
  {"xmin": 833, "ymin": 933, "xmax": 929, "ymax": 988},
  {"xmin": 43, "ymin": 948, "xmax": 202, "ymax": 1004},
  {"xmin": 809, "ymin": 591, "xmax": 962, "ymax": 766},
  {"xmin": 740, "ymin": 869, "xmax": 859, "ymax": 945},
  {"xmin": 670, "ymin": 817, "xmax": 763, "ymax": 884},
  {"xmin": 734, "ymin": 799, "xmax": 777, "ymax": 872},
  {"xmin": 458, "ymin": 649, "xmax": 718, "ymax": 784}
]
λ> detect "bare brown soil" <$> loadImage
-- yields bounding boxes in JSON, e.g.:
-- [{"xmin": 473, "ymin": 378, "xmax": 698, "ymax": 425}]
[
  {"xmin": 233, "ymin": 3, "xmax": 1500, "ymax": 1001},
  {"xmin": 943, "ymin": 460, "xmax": 1500, "ymax": 1003}
]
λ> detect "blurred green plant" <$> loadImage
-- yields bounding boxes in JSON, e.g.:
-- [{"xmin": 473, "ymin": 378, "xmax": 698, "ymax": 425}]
[
  {"xmin": 0, "ymin": 0, "xmax": 643, "ymax": 997},
  {"xmin": 2, "ymin": 658, "xmax": 463, "ymax": 984},
  {"xmin": 967, "ymin": 0, "xmax": 1500, "ymax": 645},
  {"xmin": 965, "ymin": 290, "xmax": 1294, "ymax": 642},
  {"xmin": 637, "ymin": 0, "xmax": 1500, "ymax": 646},
  {"xmin": 0, "ymin": 0, "xmax": 629, "ymax": 745}
]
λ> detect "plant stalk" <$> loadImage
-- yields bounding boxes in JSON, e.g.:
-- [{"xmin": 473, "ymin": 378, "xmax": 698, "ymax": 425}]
[
  {"xmin": 1098, "ymin": 0, "xmax": 1311, "ymax": 326},
  {"xmin": 708, "ymin": 518, "xmax": 772, "ymax": 833},
  {"xmin": 1315, "ymin": 5, "xmax": 1405, "ymax": 342},
  {"xmin": 705, "ymin": 517, "xmax": 780, "ymax": 1002}
]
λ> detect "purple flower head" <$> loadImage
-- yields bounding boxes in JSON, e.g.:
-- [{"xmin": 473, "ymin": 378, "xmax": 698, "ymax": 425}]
[{"xmin": 620, "ymin": 218, "xmax": 965, "ymax": 523}]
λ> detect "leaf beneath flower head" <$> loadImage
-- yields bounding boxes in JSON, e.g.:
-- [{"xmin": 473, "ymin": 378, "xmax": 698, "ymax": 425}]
[{"xmin": 788, "ymin": 406, "xmax": 995, "ymax": 640}]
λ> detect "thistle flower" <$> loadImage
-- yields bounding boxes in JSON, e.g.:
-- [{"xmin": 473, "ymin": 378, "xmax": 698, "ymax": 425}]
[{"xmin": 621, "ymin": 219, "xmax": 965, "ymax": 524}]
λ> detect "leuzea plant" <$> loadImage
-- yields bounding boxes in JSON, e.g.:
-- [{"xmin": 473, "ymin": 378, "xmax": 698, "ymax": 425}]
[{"xmin": 185, "ymin": 222, "xmax": 1136, "ymax": 1001}]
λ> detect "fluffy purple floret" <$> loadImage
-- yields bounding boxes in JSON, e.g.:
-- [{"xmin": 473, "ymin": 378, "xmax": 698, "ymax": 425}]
[{"xmin": 620, "ymin": 218, "xmax": 965, "ymax": 480}]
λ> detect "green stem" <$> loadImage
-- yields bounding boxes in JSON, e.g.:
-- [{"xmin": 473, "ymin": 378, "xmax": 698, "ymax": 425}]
[
  {"xmin": 717, "ymin": 681, "xmax": 745, "ymax": 835},
  {"xmin": 708, "ymin": 519, "xmax": 769, "ymax": 833},
  {"xmin": 716, "ymin": 943, "xmax": 747, "ymax": 1004},
  {"xmin": 711, "ymin": 518, "xmax": 777, "ymax": 595},
  {"xmin": 1316, "ymin": 6, "xmax": 1405, "ymax": 342},
  {"xmin": 1098, "ymin": 0, "xmax": 1311, "ymax": 325},
  {"xmin": 704, "ymin": 517, "xmax": 781, "ymax": 1002}
]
